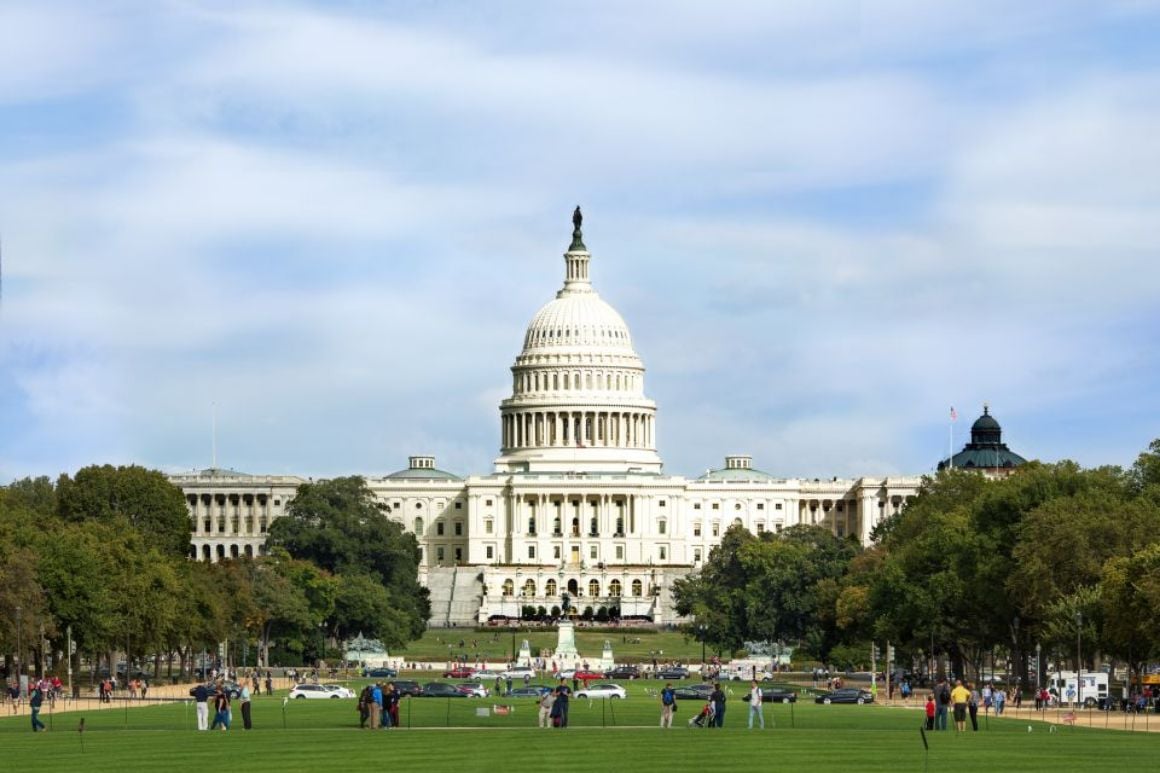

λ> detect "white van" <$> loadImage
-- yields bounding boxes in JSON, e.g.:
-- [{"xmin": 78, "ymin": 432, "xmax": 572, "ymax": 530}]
[{"xmin": 1047, "ymin": 671, "xmax": 1108, "ymax": 707}]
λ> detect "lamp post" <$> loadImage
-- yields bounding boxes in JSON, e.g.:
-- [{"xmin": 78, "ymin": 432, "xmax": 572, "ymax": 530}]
[
  {"xmin": 15, "ymin": 606, "xmax": 21, "ymax": 680},
  {"xmin": 1075, "ymin": 612, "xmax": 1083, "ymax": 707},
  {"xmin": 697, "ymin": 624, "xmax": 707, "ymax": 666},
  {"xmin": 1035, "ymin": 642, "xmax": 1041, "ymax": 704}
]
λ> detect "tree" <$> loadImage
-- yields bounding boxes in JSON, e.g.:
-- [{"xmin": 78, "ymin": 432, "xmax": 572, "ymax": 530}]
[
  {"xmin": 56, "ymin": 465, "xmax": 191, "ymax": 557},
  {"xmin": 268, "ymin": 476, "xmax": 429, "ymax": 642}
]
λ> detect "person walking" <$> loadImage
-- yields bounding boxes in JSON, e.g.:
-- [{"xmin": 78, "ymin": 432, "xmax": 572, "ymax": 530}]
[
  {"xmin": 710, "ymin": 682, "xmax": 727, "ymax": 728},
  {"xmin": 29, "ymin": 686, "xmax": 46, "ymax": 732},
  {"xmin": 924, "ymin": 693, "xmax": 936, "ymax": 730},
  {"xmin": 994, "ymin": 687, "xmax": 1006, "ymax": 716},
  {"xmin": 660, "ymin": 682, "xmax": 676, "ymax": 728},
  {"xmin": 358, "ymin": 684, "xmax": 372, "ymax": 728},
  {"xmin": 240, "ymin": 683, "xmax": 253, "ymax": 730},
  {"xmin": 747, "ymin": 680, "xmax": 764, "ymax": 729},
  {"xmin": 967, "ymin": 683, "xmax": 979, "ymax": 731},
  {"xmin": 193, "ymin": 682, "xmax": 210, "ymax": 731},
  {"xmin": 538, "ymin": 688, "xmax": 556, "ymax": 728},
  {"xmin": 210, "ymin": 687, "xmax": 231, "ymax": 731},
  {"xmin": 950, "ymin": 679, "xmax": 971, "ymax": 733}
]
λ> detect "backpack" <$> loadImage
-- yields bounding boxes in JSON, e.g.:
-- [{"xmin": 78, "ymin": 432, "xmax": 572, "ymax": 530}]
[{"xmin": 938, "ymin": 685, "xmax": 951, "ymax": 706}]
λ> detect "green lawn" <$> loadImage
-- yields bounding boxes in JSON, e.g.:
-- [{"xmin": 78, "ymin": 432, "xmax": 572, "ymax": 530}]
[
  {"xmin": 398, "ymin": 626, "xmax": 712, "ymax": 663},
  {"xmin": 2, "ymin": 681, "xmax": 1156, "ymax": 772}
]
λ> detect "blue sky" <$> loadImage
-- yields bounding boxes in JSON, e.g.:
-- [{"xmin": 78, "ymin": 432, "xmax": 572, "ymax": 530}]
[{"xmin": 2, "ymin": 1, "xmax": 1159, "ymax": 482}]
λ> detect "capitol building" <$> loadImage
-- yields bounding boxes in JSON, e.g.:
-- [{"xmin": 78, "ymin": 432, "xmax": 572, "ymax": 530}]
[{"xmin": 171, "ymin": 210, "xmax": 1023, "ymax": 626}]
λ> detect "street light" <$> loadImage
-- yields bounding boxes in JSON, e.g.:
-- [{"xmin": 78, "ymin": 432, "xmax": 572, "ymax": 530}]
[
  {"xmin": 15, "ymin": 606, "xmax": 21, "ymax": 679},
  {"xmin": 1035, "ymin": 641, "xmax": 1042, "ymax": 704},
  {"xmin": 697, "ymin": 624, "xmax": 707, "ymax": 666}
]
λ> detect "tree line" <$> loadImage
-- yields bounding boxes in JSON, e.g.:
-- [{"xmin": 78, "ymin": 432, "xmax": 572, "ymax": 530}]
[
  {"xmin": 0, "ymin": 468, "xmax": 428, "ymax": 679},
  {"xmin": 674, "ymin": 439, "xmax": 1160, "ymax": 688}
]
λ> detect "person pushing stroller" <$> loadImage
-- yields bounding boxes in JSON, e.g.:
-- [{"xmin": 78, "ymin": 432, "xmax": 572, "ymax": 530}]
[{"xmin": 689, "ymin": 701, "xmax": 715, "ymax": 728}]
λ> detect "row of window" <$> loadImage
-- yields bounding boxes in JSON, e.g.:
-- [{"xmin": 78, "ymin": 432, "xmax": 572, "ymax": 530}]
[
  {"xmin": 512, "ymin": 369, "xmax": 638, "ymax": 395},
  {"xmin": 500, "ymin": 578, "xmax": 645, "ymax": 598}
]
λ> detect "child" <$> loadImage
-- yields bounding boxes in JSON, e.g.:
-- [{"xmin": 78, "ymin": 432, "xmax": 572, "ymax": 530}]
[{"xmin": 925, "ymin": 693, "xmax": 936, "ymax": 731}]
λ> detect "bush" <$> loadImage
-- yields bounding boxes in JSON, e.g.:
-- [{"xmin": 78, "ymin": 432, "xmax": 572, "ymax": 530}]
[
  {"xmin": 581, "ymin": 606, "xmax": 594, "ymax": 621},
  {"xmin": 595, "ymin": 606, "xmax": 609, "ymax": 622}
]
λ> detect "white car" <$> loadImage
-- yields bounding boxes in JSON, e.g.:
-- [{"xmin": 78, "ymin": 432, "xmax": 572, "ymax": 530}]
[
  {"xmin": 456, "ymin": 683, "xmax": 490, "ymax": 697},
  {"xmin": 472, "ymin": 669, "xmax": 506, "ymax": 682},
  {"xmin": 319, "ymin": 684, "xmax": 356, "ymax": 698},
  {"xmin": 289, "ymin": 684, "xmax": 351, "ymax": 700},
  {"xmin": 501, "ymin": 667, "xmax": 536, "ymax": 680},
  {"xmin": 575, "ymin": 683, "xmax": 627, "ymax": 700},
  {"xmin": 554, "ymin": 669, "xmax": 576, "ymax": 680}
]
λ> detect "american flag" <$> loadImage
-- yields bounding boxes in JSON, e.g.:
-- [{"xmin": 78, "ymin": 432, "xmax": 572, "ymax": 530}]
[{"xmin": 950, "ymin": 406, "xmax": 957, "ymax": 421}]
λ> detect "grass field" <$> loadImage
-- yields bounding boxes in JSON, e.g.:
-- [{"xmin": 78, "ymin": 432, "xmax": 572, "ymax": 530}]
[
  {"xmin": 2, "ymin": 681, "xmax": 1156, "ymax": 772},
  {"xmin": 398, "ymin": 626, "xmax": 710, "ymax": 663}
]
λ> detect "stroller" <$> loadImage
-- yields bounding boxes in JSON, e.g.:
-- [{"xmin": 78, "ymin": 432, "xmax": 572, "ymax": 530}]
[{"xmin": 689, "ymin": 701, "xmax": 715, "ymax": 728}]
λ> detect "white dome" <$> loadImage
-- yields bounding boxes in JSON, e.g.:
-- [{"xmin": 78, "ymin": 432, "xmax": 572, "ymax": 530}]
[{"xmin": 521, "ymin": 293, "xmax": 636, "ymax": 354}]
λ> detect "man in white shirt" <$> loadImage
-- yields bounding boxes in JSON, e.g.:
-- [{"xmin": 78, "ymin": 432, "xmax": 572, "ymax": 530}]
[{"xmin": 748, "ymin": 680, "xmax": 764, "ymax": 729}]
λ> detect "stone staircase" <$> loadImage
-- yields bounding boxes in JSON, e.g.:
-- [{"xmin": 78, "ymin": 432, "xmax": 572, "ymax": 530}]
[{"xmin": 425, "ymin": 566, "xmax": 483, "ymax": 627}]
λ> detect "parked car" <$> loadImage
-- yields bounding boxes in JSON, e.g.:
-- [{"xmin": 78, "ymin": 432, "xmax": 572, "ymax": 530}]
[
  {"xmin": 815, "ymin": 688, "xmax": 874, "ymax": 705},
  {"xmin": 656, "ymin": 666, "xmax": 690, "ymax": 680},
  {"xmin": 750, "ymin": 687, "xmax": 797, "ymax": 703},
  {"xmin": 289, "ymin": 684, "xmax": 346, "ymax": 700},
  {"xmin": 472, "ymin": 669, "xmax": 506, "ymax": 682},
  {"xmin": 553, "ymin": 669, "xmax": 576, "ymax": 680},
  {"xmin": 391, "ymin": 680, "xmax": 423, "ymax": 697},
  {"xmin": 319, "ymin": 684, "xmax": 356, "ymax": 699},
  {"xmin": 509, "ymin": 686, "xmax": 554, "ymax": 699},
  {"xmin": 443, "ymin": 666, "xmax": 476, "ymax": 679},
  {"xmin": 455, "ymin": 683, "xmax": 489, "ymax": 698},
  {"xmin": 573, "ymin": 669, "xmax": 605, "ymax": 682},
  {"xmin": 575, "ymin": 683, "xmax": 627, "ymax": 700},
  {"xmin": 674, "ymin": 683, "xmax": 714, "ymax": 701},
  {"xmin": 501, "ymin": 667, "xmax": 536, "ymax": 680},
  {"xmin": 189, "ymin": 680, "xmax": 244, "ymax": 700},
  {"xmin": 604, "ymin": 665, "xmax": 641, "ymax": 680},
  {"xmin": 420, "ymin": 682, "xmax": 469, "ymax": 698},
  {"xmin": 365, "ymin": 667, "xmax": 398, "ymax": 678}
]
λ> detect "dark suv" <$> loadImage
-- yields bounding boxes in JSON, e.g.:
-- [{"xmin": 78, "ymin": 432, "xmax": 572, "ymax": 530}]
[
  {"xmin": 390, "ymin": 680, "xmax": 422, "ymax": 697},
  {"xmin": 604, "ymin": 665, "xmax": 641, "ymax": 680},
  {"xmin": 656, "ymin": 666, "xmax": 690, "ymax": 680}
]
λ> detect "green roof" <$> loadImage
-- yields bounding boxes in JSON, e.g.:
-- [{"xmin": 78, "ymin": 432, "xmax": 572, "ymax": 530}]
[
  {"xmin": 383, "ymin": 466, "xmax": 462, "ymax": 481},
  {"xmin": 697, "ymin": 466, "xmax": 779, "ymax": 482}
]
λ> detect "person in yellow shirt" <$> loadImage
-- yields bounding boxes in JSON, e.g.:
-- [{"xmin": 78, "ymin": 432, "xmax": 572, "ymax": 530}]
[{"xmin": 950, "ymin": 679, "xmax": 971, "ymax": 732}]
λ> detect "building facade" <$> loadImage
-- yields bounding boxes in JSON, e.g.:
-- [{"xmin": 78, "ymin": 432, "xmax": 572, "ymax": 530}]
[{"xmin": 173, "ymin": 211, "xmax": 928, "ymax": 625}]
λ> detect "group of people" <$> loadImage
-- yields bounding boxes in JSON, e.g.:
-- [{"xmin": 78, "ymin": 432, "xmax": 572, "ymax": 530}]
[
  {"xmin": 357, "ymin": 682, "xmax": 401, "ymax": 729},
  {"xmin": 192, "ymin": 681, "xmax": 253, "ymax": 731},
  {"xmin": 657, "ymin": 681, "xmax": 737, "ymax": 729},
  {"xmin": 924, "ymin": 678, "xmax": 1006, "ymax": 732},
  {"xmin": 536, "ymin": 681, "xmax": 572, "ymax": 727}
]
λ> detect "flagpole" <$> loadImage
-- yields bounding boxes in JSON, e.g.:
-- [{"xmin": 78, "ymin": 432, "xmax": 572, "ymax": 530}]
[{"xmin": 948, "ymin": 407, "xmax": 955, "ymax": 470}]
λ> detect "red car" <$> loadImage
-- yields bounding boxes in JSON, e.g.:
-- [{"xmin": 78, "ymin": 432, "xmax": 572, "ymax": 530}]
[
  {"xmin": 573, "ymin": 670, "xmax": 604, "ymax": 682},
  {"xmin": 443, "ymin": 666, "xmax": 476, "ymax": 679}
]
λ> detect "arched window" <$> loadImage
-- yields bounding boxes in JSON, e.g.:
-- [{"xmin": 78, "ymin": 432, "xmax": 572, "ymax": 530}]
[
  {"xmin": 609, "ymin": 579, "xmax": 622, "ymax": 597},
  {"xmin": 523, "ymin": 579, "xmax": 536, "ymax": 597},
  {"xmin": 545, "ymin": 579, "xmax": 557, "ymax": 597},
  {"xmin": 502, "ymin": 579, "xmax": 515, "ymax": 597},
  {"xmin": 732, "ymin": 517, "xmax": 743, "ymax": 528},
  {"xmin": 589, "ymin": 579, "xmax": 600, "ymax": 597},
  {"xmin": 571, "ymin": 517, "xmax": 580, "ymax": 537},
  {"xmin": 631, "ymin": 579, "xmax": 643, "ymax": 597},
  {"xmin": 567, "ymin": 579, "xmax": 579, "ymax": 595}
]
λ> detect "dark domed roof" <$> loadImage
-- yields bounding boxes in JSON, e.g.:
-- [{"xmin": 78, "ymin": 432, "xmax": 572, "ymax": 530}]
[
  {"xmin": 938, "ymin": 404, "xmax": 1026, "ymax": 473},
  {"xmin": 972, "ymin": 410, "xmax": 1001, "ymax": 432}
]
